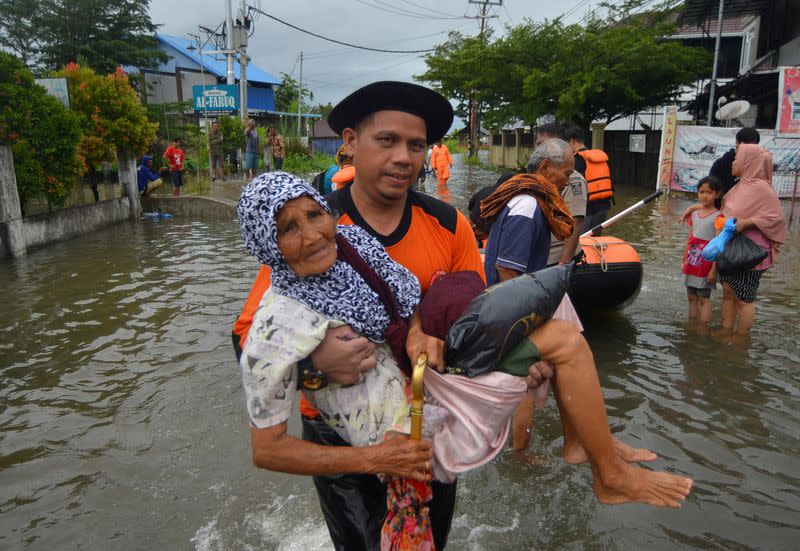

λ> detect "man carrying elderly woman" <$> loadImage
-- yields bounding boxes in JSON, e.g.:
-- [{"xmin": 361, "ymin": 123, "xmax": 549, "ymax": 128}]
[{"xmin": 232, "ymin": 82, "xmax": 692, "ymax": 551}]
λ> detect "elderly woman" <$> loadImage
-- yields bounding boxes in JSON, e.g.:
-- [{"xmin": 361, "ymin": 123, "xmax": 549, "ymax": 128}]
[
  {"xmin": 236, "ymin": 172, "xmax": 692, "ymax": 548},
  {"xmin": 719, "ymin": 144, "xmax": 786, "ymax": 335}
]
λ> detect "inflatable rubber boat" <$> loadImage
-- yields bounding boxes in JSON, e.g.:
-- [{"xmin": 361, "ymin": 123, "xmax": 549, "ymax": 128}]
[{"xmin": 571, "ymin": 235, "xmax": 642, "ymax": 311}]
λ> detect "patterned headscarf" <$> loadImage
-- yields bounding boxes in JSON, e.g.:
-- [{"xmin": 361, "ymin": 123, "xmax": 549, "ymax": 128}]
[{"xmin": 237, "ymin": 172, "xmax": 420, "ymax": 341}]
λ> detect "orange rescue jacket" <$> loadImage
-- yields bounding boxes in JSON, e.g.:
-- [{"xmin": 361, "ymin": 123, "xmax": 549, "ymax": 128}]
[{"xmin": 577, "ymin": 149, "xmax": 613, "ymax": 201}]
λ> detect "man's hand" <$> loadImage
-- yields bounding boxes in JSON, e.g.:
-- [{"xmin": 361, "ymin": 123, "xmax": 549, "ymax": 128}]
[
  {"xmin": 310, "ymin": 325, "xmax": 376, "ymax": 385},
  {"xmin": 525, "ymin": 361, "xmax": 554, "ymax": 389},
  {"xmin": 406, "ymin": 325, "xmax": 445, "ymax": 372}
]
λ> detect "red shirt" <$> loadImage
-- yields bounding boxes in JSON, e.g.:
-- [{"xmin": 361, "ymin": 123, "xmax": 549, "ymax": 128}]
[{"xmin": 163, "ymin": 145, "xmax": 184, "ymax": 171}]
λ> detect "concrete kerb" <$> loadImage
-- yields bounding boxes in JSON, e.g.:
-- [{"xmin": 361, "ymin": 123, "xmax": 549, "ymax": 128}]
[{"xmin": 141, "ymin": 195, "xmax": 237, "ymax": 219}]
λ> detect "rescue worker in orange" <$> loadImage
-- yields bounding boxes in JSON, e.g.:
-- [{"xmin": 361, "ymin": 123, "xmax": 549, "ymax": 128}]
[
  {"xmin": 430, "ymin": 140, "xmax": 453, "ymax": 187},
  {"xmin": 565, "ymin": 127, "xmax": 613, "ymax": 234}
]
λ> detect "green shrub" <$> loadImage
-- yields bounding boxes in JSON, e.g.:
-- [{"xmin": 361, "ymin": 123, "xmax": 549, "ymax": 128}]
[
  {"xmin": 284, "ymin": 151, "xmax": 334, "ymax": 176},
  {"xmin": 0, "ymin": 53, "xmax": 82, "ymax": 207}
]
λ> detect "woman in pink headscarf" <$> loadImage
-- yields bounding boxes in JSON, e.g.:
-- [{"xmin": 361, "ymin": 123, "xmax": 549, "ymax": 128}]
[{"xmin": 719, "ymin": 143, "xmax": 786, "ymax": 335}]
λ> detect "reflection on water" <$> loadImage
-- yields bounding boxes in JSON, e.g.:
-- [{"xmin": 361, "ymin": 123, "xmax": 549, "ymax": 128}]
[{"xmin": 1, "ymin": 154, "xmax": 798, "ymax": 550}]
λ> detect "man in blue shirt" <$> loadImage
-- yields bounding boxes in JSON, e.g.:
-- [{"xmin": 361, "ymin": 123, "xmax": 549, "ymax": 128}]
[
  {"xmin": 482, "ymin": 138, "xmax": 575, "ymax": 452},
  {"xmin": 483, "ymin": 139, "xmax": 575, "ymax": 285},
  {"xmin": 136, "ymin": 155, "xmax": 163, "ymax": 196}
]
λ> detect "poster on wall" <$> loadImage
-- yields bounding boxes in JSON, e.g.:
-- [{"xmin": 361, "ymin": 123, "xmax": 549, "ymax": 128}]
[
  {"xmin": 670, "ymin": 126, "xmax": 800, "ymax": 197},
  {"xmin": 777, "ymin": 66, "xmax": 800, "ymax": 137}
]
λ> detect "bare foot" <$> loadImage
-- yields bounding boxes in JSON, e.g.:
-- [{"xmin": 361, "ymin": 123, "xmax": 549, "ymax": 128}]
[
  {"xmin": 563, "ymin": 437, "xmax": 657, "ymax": 464},
  {"xmin": 592, "ymin": 463, "xmax": 693, "ymax": 509}
]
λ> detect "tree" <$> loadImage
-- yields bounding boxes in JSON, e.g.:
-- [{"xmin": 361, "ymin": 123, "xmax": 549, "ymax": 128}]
[
  {"xmin": 418, "ymin": 2, "xmax": 711, "ymax": 130},
  {"xmin": 311, "ymin": 102, "xmax": 334, "ymax": 118},
  {"xmin": 54, "ymin": 62, "xmax": 158, "ymax": 201},
  {"xmin": 275, "ymin": 72, "xmax": 314, "ymax": 113},
  {"xmin": 0, "ymin": 52, "xmax": 82, "ymax": 208},
  {"xmin": 0, "ymin": 0, "xmax": 167, "ymax": 74}
]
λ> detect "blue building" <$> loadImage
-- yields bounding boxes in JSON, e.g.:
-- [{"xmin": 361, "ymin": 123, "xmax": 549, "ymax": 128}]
[{"xmin": 129, "ymin": 33, "xmax": 281, "ymax": 115}]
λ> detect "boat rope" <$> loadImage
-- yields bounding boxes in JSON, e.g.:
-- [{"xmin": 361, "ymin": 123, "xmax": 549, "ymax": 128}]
[{"xmin": 585, "ymin": 237, "xmax": 610, "ymax": 272}]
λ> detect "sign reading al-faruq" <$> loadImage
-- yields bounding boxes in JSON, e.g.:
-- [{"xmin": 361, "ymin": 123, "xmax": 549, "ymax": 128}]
[{"xmin": 192, "ymin": 85, "xmax": 239, "ymax": 113}]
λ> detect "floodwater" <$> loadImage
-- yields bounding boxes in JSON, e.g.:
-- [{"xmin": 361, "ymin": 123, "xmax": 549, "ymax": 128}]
[{"xmin": 1, "ymin": 154, "xmax": 799, "ymax": 550}]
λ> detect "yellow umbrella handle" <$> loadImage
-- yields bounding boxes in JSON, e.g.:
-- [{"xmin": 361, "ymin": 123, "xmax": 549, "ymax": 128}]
[{"xmin": 410, "ymin": 353, "xmax": 427, "ymax": 441}]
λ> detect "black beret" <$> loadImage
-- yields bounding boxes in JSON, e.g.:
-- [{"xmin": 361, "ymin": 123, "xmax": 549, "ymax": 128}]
[{"xmin": 327, "ymin": 81, "xmax": 453, "ymax": 144}]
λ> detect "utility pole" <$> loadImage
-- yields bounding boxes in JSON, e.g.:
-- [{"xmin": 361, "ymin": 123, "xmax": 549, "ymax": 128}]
[
  {"xmin": 707, "ymin": 0, "xmax": 725, "ymax": 126},
  {"xmin": 467, "ymin": 0, "xmax": 500, "ymax": 157},
  {"xmin": 297, "ymin": 51, "xmax": 304, "ymax": 137},
  {"xmin": 239, "ymin": 0, "xmax": 248, "ymax": 123},
  {"xmin": 225, "ymin": 0, "xmax": 235, "ymax": 85}
]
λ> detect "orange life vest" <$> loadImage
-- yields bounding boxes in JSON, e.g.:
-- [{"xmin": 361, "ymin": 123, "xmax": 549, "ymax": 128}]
[
  {"xmin": 577, "ymin": 149, "xmax": 613, "ymax": 201},
  {"xmin": 331, "ymin": 165, "xmax": 355, "ymax": 190}
]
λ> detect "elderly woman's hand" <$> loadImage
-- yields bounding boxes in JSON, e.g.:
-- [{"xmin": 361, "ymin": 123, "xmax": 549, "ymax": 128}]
[
  {"xmin": 310, "ymin": 325, "xmax": 377, "ymax": 385},
  {"xmin": 366, "ymin": 436, "xmax": 434, "ymax": 481}
]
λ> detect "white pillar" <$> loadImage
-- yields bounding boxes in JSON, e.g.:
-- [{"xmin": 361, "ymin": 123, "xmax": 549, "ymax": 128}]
[
  {"xmin": 0, "ymin": 145, "xmax": 27, "ymax": 257},
  {"xmin": 117, "ymin": 148, "xmax": 142, "ymax": 219}
]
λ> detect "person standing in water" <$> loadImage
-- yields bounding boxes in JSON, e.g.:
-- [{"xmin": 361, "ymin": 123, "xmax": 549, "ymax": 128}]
[
  {"xmin": 682, "ymin": 176, "xmax": 723, "ymax": 324},
  {"xmin": 430, "ymin": 140, "xmax": 453, "ymax": 188}
]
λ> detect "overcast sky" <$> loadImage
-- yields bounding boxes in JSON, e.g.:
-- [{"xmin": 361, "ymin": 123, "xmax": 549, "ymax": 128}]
[{"xmin": 148, "ymin": 0, "xmax": 591, "ymax": 111}]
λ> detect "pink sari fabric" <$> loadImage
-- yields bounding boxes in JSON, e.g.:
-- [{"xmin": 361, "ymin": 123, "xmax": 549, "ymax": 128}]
[
  {"xmin": 723, "ymin": 144, "xmax": 786, "ymax": 270},
  {"xmin": 426, "ymin": 295, "xmax": 583, "ymax": 483}
]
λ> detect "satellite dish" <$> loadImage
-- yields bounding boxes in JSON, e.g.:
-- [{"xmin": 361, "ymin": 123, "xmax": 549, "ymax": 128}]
[{"xmin": 715, "ymin": 100, "xmax": 750, "ymax": 121}]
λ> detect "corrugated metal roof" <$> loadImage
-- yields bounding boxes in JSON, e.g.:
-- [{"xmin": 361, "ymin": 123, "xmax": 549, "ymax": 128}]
[
  {"xmin": 677, "ymin": 0, "xmax": 767, "ymax": 26},
  {"xmin": 156, "ymin": 33, "xmax": 281, "ymax": 86},
  {"xmin": 672, "ymin": 13, "xmax": 758, "ymax": 36}
]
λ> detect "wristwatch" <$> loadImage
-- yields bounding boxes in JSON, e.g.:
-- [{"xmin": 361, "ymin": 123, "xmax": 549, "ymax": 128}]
[{"xmin": 298, "ymin": 356, "xmax": 327, "ymax": 391}]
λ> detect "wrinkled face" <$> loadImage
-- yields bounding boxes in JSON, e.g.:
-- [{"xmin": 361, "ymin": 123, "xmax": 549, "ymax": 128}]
[
  {"xmin": 343, "ymin": 110, "xmax": 427, "ymax": 204},
  {"xmin": 275, "ymin": 196, "xmax": 337, "ymax": 277},
  {"xmin": 538, "ymin": 155, "xmax": 575, "ymax": 191}
]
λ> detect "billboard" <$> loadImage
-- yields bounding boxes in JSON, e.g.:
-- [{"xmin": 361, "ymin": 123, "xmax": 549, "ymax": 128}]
[
  {"xmin": 192, "ymin": 85, "xmax": 239, "ymax": 113},
  {"xmin": 669, "ymin": 126, "xmax": 800, "ymax": 197},
  {"xmin": 777, "ymin": 66, "xmax": 800, "ymax": 137},
  {"xmin": 34, "ymin": 77, "xmax": 70, "ymax": 108}
]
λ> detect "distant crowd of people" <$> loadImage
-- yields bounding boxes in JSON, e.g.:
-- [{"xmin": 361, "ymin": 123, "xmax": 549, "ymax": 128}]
[{"xmin": 135, "ymin": 122, "xmax": 287, "ymax": 197}]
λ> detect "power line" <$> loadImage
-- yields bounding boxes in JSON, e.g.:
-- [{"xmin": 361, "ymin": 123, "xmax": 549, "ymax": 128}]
[
  {"xmin": 302, "ymin": 21, "xmax": 478, "ymax": 60},
  {"xmin": 397, "ymin": 0, "xmax": 469, "ymax": 18},
  {"xmin": 249, "ymin": 7, "xmax": 438, "ymax": 53},
  {"xmin": 354, "ymin": 0, "xmax": 470, "ymax": 20}
]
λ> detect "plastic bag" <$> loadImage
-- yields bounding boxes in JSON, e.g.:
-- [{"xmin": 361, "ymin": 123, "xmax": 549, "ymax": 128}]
[
  {"xmin": 702, "ymin": 217, "xmax": 737, "ymax": 261},
  {"xmin": 716, "ymin": 233, "xmax": 768, "ymax": 274},
  {"xmin": 443, "ymin": 263, "xmax": 574, "ymax": 377}
]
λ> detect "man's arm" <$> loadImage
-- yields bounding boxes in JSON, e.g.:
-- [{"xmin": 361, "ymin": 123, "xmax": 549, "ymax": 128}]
[
  {"xmin": 496, "ymin": 265, "xmax": 522, "ymax": 282},
  {"xmin": 558, "ymin": 215, "xmax": 584, "ymax": 264},
  {"xmin": 251, "ymin": 423, "xmax": 432, "ymax": 480}
]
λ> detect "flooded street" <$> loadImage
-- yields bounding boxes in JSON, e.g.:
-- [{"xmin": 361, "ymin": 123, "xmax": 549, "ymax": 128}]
[{"xmin": 1, "ymin": 154, "xmax": 799, "ymax": 550}]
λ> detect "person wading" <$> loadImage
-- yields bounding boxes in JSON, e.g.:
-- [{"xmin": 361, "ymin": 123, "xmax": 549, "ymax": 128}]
[{"xmin": 232, "ymin": 81, "xmax": 555, "ymax": 550}]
